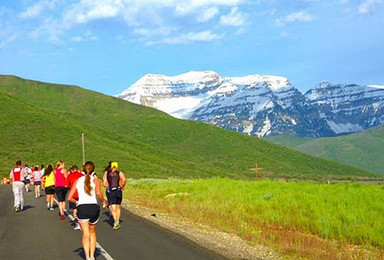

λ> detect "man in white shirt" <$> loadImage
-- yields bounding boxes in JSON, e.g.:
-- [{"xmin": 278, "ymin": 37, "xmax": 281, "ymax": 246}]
[{"xmin": 9, "ymin": 160, "xmax": 26, "ymax": 212}]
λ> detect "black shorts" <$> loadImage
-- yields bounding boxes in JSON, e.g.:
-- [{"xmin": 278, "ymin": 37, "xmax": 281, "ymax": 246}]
[
  {"xmin": 45, "ymin": 185, "xmax": 55, "ymax": 195},
  {"xmin": 77, "ymin": 204, "xmax": 100, "ymax": 225},
  {"xmin": 106, "ymin": 189, "xmax": 122, "ymax": 205},
  {"xmin": 55, "ymin": 186, "xmax": 68, "ymax": 202},
  {"xmin": 69, "ymin": 198, "xmax": 78, "ymax": 210},
  {"xmin": 34, "ymin": 181, "xmax": 41, "ymax": 186}
]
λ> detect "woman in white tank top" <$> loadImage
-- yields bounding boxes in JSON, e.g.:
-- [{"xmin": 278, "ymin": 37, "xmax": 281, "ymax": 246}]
[{"xmin": 68, "ymin": 161, "xmax": 107, "ymax": 260}]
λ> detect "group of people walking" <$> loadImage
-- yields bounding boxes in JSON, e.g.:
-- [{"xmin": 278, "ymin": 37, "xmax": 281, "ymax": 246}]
[{"xmin": 9, "ymin": 160, "xmax": 127, "ymax": 260}]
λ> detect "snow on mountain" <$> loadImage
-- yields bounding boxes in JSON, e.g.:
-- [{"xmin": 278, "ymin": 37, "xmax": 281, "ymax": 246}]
[
  {"xmin": 368, "ymin": 85, "xmax": 384, "ymax": 89},
  {"xmin": 118, "ymin": 71, "xmax": 222, "ymax": 118},
  {"xmin": 117, "ymin": 71, "xmax": 384, "ymax": 138},
  {"xmin": 305, "ymin": 82, "xmax": 384, "ymax": 134}
]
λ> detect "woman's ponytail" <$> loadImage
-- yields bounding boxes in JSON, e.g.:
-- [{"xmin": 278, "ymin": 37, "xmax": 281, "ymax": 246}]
[
  {"xmin": 83, "ymin": 161, "xmax": 95, "ymax": 196},
  {"xmin": 84, "ymin": 174, "xmax": 92, "ymax": 195}
]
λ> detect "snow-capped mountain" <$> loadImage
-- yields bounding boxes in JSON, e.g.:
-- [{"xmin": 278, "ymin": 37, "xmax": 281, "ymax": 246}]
[
  {"xmin": 117, "ymin": 71, "xmax": 384, "ymax": 137},
  {"xmin": 305, "ymin": 82, "xmax": 384, "ymax": 134}
]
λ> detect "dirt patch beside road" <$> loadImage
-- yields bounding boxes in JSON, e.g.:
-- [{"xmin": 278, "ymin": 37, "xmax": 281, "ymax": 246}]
[{"xmin": 122, "ymin": 201, "xmax": 282, "ymax": 260}]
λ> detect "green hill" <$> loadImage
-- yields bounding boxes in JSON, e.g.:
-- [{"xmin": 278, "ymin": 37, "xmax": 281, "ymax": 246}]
[
  {"xmin": 267, "ymin": 127, "xmax": 384, "ymax": 175},
  {"xmin": 265, "ymin": 135, "xmax": 315, "ymax": 148},
  {"xmin": 0, "ymin": 75, "xmax": 376, "ymax": 180}
]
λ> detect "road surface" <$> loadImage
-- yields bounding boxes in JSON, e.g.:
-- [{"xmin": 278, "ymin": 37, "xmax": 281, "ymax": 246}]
[{"xmin": 0, "ymin": 184, "xmax": 227, "ymax": 260}]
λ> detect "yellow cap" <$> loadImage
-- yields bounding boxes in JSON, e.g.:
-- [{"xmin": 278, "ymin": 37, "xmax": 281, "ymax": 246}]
[{"xmin": 111, "ymin": 162, "xmax": 118, "ymax": 169}]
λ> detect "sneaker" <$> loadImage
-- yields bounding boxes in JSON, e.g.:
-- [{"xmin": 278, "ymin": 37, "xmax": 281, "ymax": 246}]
[
  {"xmin": 15, "ymin": 206, "xmax": 20, "ymax": 212},
  {"xmin": 74, "ymin": 223, "xmax": 81, "ymax": 230},
  {"xmin": 49, "ymin": 207, "xmax": 54, "ymax": 211},
  {"xmin": 47, "ymin": 203, "xmax": 50, "ymax": 210},
  {"xmin": 60, "ymin": 214, "xmax": 66, "ymax": 220},
  {"xmin": 113, "ymin": 220, "xmax": 121, "ymax": 230}
]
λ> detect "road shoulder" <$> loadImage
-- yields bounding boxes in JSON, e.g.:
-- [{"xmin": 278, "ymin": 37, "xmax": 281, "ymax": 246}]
[{"xmin": 121, "ymin": 200, "xmax": 282, "ymax": 260}]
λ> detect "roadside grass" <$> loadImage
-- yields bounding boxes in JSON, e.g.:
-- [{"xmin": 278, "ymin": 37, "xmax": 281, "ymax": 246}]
[{"xmin": 125, "ymin": 178, "xmax": 384, "ymax": 259}]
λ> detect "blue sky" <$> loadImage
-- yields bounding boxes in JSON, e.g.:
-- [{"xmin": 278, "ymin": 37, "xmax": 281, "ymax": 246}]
[{"xmin": 1, "ymin": 0, "xmax": 383, "ymax": 95}]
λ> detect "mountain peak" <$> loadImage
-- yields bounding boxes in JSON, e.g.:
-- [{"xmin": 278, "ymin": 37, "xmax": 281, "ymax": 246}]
[
  {"xmin": 316, "ymin": 80, "xmax": 332, "ymax": 89},
  {"xmin": 117, "ymin": 71, "xmax": 384, "ymax": 138},
  {"xmin": 227, "ymin": 75, "xmax": 291, "ymax": 92}
]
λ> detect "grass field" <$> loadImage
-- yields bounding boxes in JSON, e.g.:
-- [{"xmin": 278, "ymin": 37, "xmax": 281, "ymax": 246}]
[{"xmin": 125, "ymin": 178, "xmax": 384, "ymax": 259}]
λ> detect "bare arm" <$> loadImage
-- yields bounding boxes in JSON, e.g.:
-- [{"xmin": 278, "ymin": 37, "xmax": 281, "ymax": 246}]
[
  {"xmin": 94, "ymin": 177, "xmax": 107, "ymax": 208},
  {"xmin": 119, "ymin": 171, "xmax": 127, "ymax": 187},
  {"xmin": 102, "ymin": 171, "xmax": 109, "ymax": 188}
]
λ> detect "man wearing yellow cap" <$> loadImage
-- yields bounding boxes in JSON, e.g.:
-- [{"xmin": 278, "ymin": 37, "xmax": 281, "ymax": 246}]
[{"xmin": 102, "ymin": 162, "xmax": 126, "ymax": 230}]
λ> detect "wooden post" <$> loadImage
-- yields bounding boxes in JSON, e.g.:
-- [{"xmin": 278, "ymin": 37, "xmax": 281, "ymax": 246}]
[
  {"xmin": 251, "ymin": 163, "xmax": 263, "ymax": 180},
  {"xmin": 82, "ymin": 133, "xmax": 85, "ymax": 165}
]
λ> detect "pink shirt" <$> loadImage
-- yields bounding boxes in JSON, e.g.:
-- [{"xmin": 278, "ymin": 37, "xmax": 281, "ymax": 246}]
[
  {"xmin": 32, "ymin": 170, "xmax": 41, "ymax": 182},
  {"xmin": 55, "ymin": 168, "xmax": 66, "ymax": 187}
]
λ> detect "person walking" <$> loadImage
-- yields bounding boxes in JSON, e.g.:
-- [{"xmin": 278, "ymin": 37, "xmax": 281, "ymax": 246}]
[
  {"xmin": 24, "ymin": 164, "xmax": 32, "ymax": 192},
  {"xmin": 102, "ymin": 161, "xmax": 126, "ymax": 230},
  {"xmin": 32, "ymin": 166, "xmax": 42, "ymax": 198},
  {"xmin": 55, "ymin": 161, "xmax": 68, "ymax": 220},
  {"xmin": 68, "ymin": 161, "xmax": 106, "ymax": 260},
  {"xmin": 66, "ymin": 165, "xmax": 84, "ymax": 230},
  {"xmin": 9, "ymin": 160, "xmax": 26, "ymax": 212},
  {"xmin": 43, "ymin": 164, "xmax": 55, "ymax": 210},
  {"xmin": 40, "ymin": 164, "xmax": 45, "ymax": 189}
]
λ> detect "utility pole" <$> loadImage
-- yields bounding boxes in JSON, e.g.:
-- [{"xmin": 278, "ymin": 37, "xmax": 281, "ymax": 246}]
[
  {"xmin": 251, "ymin": 163, "xmax": 263, "ymax": 180},
  {"xmin": 82, "ymin": 133, "xmax": 85, "ymax": 165}
]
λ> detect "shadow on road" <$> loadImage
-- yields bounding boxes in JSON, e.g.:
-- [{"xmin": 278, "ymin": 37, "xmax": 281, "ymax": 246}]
[
  {"xmin": 73, "ymin": 246, "xmax": 102, "ymax": 259},
  {"xmin": 102, "ymin": 211, "xmax": 124, "ymax": 228},
  {"xmin": 22, "ymin": 205, "xmax": 35, "ymax": 211}
]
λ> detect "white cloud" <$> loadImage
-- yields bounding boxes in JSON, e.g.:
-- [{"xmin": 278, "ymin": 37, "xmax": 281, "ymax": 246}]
[
  {"xmin": 29, "ymin": 18, "xmax": 64, "ymax": 45},
  {"xmin": 70, "ymin": 36, "xmax": 83, "ymax": 43},
  {"xmin": 63, "ymin": 0, "xmax": 123, "ymax": 26},
  {"xmin": 286, "ymin": 10, "xmax": 315, "ymax": 22},
  {"xmin": 70, "ymin": 31, "xmax": 98, "ymax": 42},
  {"xmin": 220, "ymin": 7, "xmax": 247, "ymax": 27},
  {"xmin": 19, "ymin": 0, "xmax": 57, "ymax": 19},
  {"xmin": 162, "ymin": 30, "xmax": 223, "ymax": 44},
  {"xmin": 133, "ymin": 26, "xmax": 174, "ymax": 37},
  {"xmin": 14, "ymin": 0, "xmax": 247, "ymax": 45},
  {"xmin": 0, "ymin": 32, "xmax": 19, "ymax": 48},
  {"xmin": 62, "ymin": 0, "xmax": 245, "ymax": 27},
  {"xmin": 197, "ymin": 7, "xmax": 219, "ymax": 22},
  {"xmin": 358, "ymin": 0, "xmax": 383, "ymax": 14},
  {"xmin": 58, "ymin": 0, "xmax": 246, "ymax": 45},
  {"xmin": 275, "ymin": 10, "xmax": 315, "ymax": 27}
]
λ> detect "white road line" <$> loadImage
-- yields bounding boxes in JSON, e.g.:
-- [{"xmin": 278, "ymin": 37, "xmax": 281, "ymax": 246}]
[{"xmin": 54, "ymin": 199, "xmax": 114, "ymax": 260}]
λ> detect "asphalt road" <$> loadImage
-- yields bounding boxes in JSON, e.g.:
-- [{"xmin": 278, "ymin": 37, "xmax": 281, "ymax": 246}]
[{"xmin": 0, "ymin": 184, "xmax": 227, "ymax": 260}]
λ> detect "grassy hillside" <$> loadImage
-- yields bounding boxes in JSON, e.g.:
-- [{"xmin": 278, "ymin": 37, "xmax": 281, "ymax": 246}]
[
  {"xmin": 265, "ymin": 135, "xmax": 315, "ymax": 148},
  {"xmin": 0, "ymin": 75, "xmax": 376, "ymax": 179},
  {"xmin": 267, "ymin": 127, "xmax": 384, "ymax": 175},
  {"xmin": 296, "ymin": 127, "xmax": 384, "ymax": 175}
]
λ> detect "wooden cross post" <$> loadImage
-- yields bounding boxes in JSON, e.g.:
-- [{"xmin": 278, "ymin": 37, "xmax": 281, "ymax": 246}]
[{"xmin": 251, "ymin": 163, "xmax": 263, "ymax": 180}]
